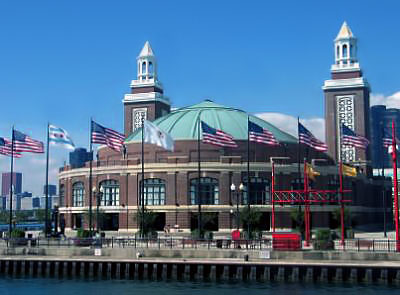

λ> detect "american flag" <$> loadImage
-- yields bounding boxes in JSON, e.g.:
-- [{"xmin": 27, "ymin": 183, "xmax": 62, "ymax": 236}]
[
  {"xmin": 382, "ymin": 127, "xmax": 392, "ymax": 148},
  {"xmin": 91, "ymin": 120, "xmax": 125, "ymax": 152},
  {"xmin": 248, "ymin": 120, "xmax": 279, "ymax": 145},
  {"xmin": 298, "ymin": 122, "xmax": 328, "ymax": 152},
  {"xmin": 0, "ymin": 137, "xmax": 21, "ymax": 158},
  {"xmin": 201, "ymin": 121, "xmax": 237, "ymax": 148},
  {"xmin": 341, "ymin": 124, "xmax": 369, "ymax": 149},
  {"xmin": 13, "ymin": 130, "xmax": 44, "ymax": 153}
]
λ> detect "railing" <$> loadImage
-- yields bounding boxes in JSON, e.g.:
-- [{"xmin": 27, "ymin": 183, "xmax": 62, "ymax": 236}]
[{"xmin": 1, "ymin": 237, "xmax": 400, "ymax": 252}]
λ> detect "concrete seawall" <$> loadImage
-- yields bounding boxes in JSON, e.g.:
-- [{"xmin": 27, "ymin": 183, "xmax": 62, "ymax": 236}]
[
  {"xmin": 3, "ymin": 247, "xmax": 400, "ymax": 262},
  {"xmin": 2, "ymin": 247, "xmax": 400, "ymax": 284}
]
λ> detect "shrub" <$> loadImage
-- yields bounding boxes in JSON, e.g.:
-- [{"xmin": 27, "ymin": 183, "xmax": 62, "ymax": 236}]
[
  {"xmin": 313, "ymin": 229, "xmax": 334, "ymax": 250},
  {"xmin": 76, "ymin": 228, "xmax": 91, "ymax": 238},
  {"xmin": 10, "ymin": 229, "xmax": 25, "ymax": 238}
]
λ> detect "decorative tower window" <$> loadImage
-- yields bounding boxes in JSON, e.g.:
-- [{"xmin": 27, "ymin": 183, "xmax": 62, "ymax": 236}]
[
  {"xmin": 133, "ymin": 108, "xmax": 147, "ymax": 131},
  {"xmin": 336, "ymin": 95, "xmax": 355, "ymax": 162}
]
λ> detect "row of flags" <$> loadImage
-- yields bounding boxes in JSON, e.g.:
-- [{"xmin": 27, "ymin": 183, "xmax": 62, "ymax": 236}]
[
  {"xmin": 201, "ymin": 120, "xmax": 279, "ymax": 148},
  {"xmin": 0, "ymin": 118, "xmax": 372, "ymax": 167},
  {"xmin": 305, "ymin": 161, "xmax": 357, "ymax": 181}
]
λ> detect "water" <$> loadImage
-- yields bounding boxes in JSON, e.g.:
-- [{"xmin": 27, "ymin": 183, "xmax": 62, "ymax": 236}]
[{"xmin": 0, "ymin": 278, "xmax": 397, "ymax": 295}]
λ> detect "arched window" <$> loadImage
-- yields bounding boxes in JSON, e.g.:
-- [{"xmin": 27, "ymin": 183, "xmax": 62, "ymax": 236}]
[
  {"xmin": 59, "ymin": 184, "xmax": 65, "ymax": 207},
  {"xmin": 142, "ymin": 61, "xmax": 147, "ymax": 74},
  {"xmin": 336, "ymin": 46, "xmax": 340, "ymax": 59},
  {"xmin": 350, "ymin": 44, "xmax": 354, "ymax": 59},
  {"xmin": 99, "ymin": 179, "xmax": 119, "ymax": 206},
  {"xmin": 342, "ymin": 44, "xmax": 348, "ymax": 58},
  {"xmin": 148, "ymin": 62, "xmax": 153, "ymax": 79},
  {"xmin": 139, "ymin": 178, "xmax": 166, "ymax": 205},
  {"xmin": 72, "ymin": 182, "xmax": 84, "ymax": 207},
  {"xmin": 190, "ymin": 177, "xmax": 219, "ymax": 205},
  {"xmin": 242, "ymin": 177, "xmax": 270, "ymax": 205}
]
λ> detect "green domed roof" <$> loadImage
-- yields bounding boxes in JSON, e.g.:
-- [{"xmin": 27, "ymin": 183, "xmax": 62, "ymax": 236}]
[{"xmin": 125, "ymin": 100, "xmax": 297, "ymax": 143}]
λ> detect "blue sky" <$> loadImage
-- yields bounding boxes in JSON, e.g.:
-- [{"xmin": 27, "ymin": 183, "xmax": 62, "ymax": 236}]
[{"xmin": 0, "ymin": 0, "xmax": 399, "ymax": 194}]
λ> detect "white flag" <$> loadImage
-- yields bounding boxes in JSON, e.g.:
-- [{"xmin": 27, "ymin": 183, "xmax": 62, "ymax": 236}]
[
  {"xmin": 49, "ymin": 125, "xmax": 75, "ymax": 150},
  {"xmin": 143, "ymin": 120, "xmax": 174, "ymax": 151}
]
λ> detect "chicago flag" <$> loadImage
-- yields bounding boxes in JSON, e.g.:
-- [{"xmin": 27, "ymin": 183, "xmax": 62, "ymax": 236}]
[{"xmin": 49, "ymin": 125, "xmax": 75, "ymax": 150}]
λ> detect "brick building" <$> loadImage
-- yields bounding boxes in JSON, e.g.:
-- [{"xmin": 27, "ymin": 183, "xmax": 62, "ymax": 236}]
[{"xmin": 59, "ymin": 28, "xmax": 389, "ymax": 234}]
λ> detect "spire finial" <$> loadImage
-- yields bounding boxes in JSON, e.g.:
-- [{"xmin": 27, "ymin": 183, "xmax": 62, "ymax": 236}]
[
  {"xmin": 335, "ymin": 21, "xmax": 354, "ymax": 41},
  {"xmin": 138, "ymin": 41, "xmax": 155, "ymax": 58}
]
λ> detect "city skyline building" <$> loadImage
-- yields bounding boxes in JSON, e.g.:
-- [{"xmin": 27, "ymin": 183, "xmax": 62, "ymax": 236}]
[
  {"xmin": 69, "ymin": 148, "xmax": 92, "ymax": 169},
  {"xmin": 370, "ymin": 105, "xmax": 400, "ymax": 169},
  {"xmin": 1, "ymin": 172, "xmax": 22, "ymax": 196},
  {"xmin": 43, "ymin": 184, "xmax": 57, "ymax": 196}
]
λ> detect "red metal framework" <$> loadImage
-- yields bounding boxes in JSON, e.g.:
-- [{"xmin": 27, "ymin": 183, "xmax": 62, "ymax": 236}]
[{"xmin": 271, "ymin": 160, "xmax": 352, "ymax": 247}]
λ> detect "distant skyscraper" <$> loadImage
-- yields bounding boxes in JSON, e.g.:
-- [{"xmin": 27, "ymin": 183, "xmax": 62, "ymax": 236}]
[
  {"xmin": 370, "ymin": 105, "xmax": 400, "ymax": 169},
  {"xmin": 323, "ymin": 22, "xmax": 371, "ymax": 167},
  {"xmin": 43, "ymin": 184, "xmax": 57, "ymax": 196},
  {"xmin": 69, "ymin": 148, "xmax": 93, "ymax": 169},
  {"xmin": 2, "ymin": 172, "xmax": 22, "ymax": 196}
]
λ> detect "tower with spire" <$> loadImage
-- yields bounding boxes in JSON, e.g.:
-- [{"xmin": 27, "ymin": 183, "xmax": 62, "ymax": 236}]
[
  {"xmin": 323, "ymin": 22, "xmax": 371, "ymax": 169},
  {"xmin": 123, "ymin": 41, "xmax": 171, "ymax": 136}
]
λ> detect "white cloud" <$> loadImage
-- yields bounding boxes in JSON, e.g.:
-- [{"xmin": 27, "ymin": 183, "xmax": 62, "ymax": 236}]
[
  {"xmin": 371, "ymin": 91, "xmax": 400, "ymax": 108},
  {"xmin": 255, "ymin": 112, "xmax": 325, "ymax": 141}
]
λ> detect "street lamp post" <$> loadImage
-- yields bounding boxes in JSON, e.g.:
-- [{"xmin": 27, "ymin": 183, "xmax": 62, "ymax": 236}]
[
  {"xmin": 230, "ymin": 183, "xmax": 244, "ymax": 230},
  {"xmin": 93, "ymin": 186, "xmax": 104, "ymax": 233}
]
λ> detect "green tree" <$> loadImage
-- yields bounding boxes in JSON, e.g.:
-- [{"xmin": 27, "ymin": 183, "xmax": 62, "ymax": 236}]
[
  {"xmin": 0, "ymin": 210, "xmax": 9, "ymax": 224},
  {"xmin": 290, "ymin": 207, "xmax": 305, "ymax": 237},
  {"xmin": 190, "ymin": 213, "xmax": 217, "ymax": 239},
  {"xmin": 15, "ymin": 211, "xmax": 30, "ymax": 223},
  {"xmin": 82, "ymin": 208, "xmax": 106, "ymax": 230},
  {"xmin": 35, "ymin": 209, "xmax": 50, "ymax": 222},
  {"xmin": 240, "ymin": 207, "xmax": 262, "ymax": 239},
  {"xmin": 133, "ymin": 208, "xmax": 158, "ymax": 238},
  {"xmin": 332, "ymin": 207, "xmax": 353, "ymax": 238}
]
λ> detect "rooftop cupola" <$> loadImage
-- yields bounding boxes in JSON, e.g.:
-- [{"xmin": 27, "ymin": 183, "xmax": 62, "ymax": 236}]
[
  {"xmin": 333, "ymin": 21, "xmax": 358, "ymax": 70},
  {"xmin": 137, "ymin": 41, "xmax": 157, "ymax": 81}
]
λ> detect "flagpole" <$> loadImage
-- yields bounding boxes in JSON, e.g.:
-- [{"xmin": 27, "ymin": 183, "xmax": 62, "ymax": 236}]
[
  {"xmin": 381, "ymin": 122, "xmax": 387, "ymax": 238},
  {"xmin": 197, "ymin": 116, "xmax": 202, "ymax": 237},
  {"xmin": 247, "ymin": 115, "xmax": 251, "ymax": 237},
  {"xmin": 391, "ymin": 120, "xmax": 399, "ymax": 252},
  {"xmin": 8, "ymin": 127, "xmax": 15, "ymax": 237},
  {"xmin": 303, "ymin": 158, "xmax": 310, "ymax": 246},
  {"xmin": 297, "ymin": 117, "xmax": 301, "ymax": 184},
  {"xmin": 297, "ymin": 117, "xmax": 302, "ymax": 217},
  {"xmin": 89, "ymin": 118, "xmax": 93, "ymax": 236},
  {"xmin": 45, "ymin": 122, "xmax": 50, "ymax": 236},
  {"xmin": 339, "ymin": 161, "xmax": 345, "ymax": 246},
  {"xmin": 141, "ymin": 119, "xmax": 145, "ymax": 238},
  {"xmin": 271, "ymin": 161, "xmax": 275, "ymax": 232}
]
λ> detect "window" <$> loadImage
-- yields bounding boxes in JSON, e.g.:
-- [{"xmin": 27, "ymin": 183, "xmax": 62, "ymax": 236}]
[
  {"xmin": 59, "ymin": 184, "xmax": 65, "ymax": 207},
  {"xmin": 139, "ymin": 178, "xmax": 166, "ymax": 205},
  {"xmin": 190, "ymin": 177, "xmax": 219, "ymax": 205},
  {"xmin": 336, "ymin": 46, "xmax": 340, "ymax": 59},
  {"xmin": 72, "ymin": 182, "xmax": 84, "ymax": 207},
  {"xmin": 342, "ymin": 44, "xmax": 348, "ymax": 58},
  {"xmin": 99, "ymin": 180, "xmax": 120, "ymax": 206},
  {"xmin": 142, "ymin": 61, "xmax": 147, "ymax": 74},
  {"xmin": 242, "ymin": 177, "xmax": 270, "ymax": 205},
  {"xmin": 132, "ymin": 108, "xmax": 147, "ymax": 131},
  {"xmin": 148, "ymin": 62, "xmax": 153, "ymax": 74}
]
